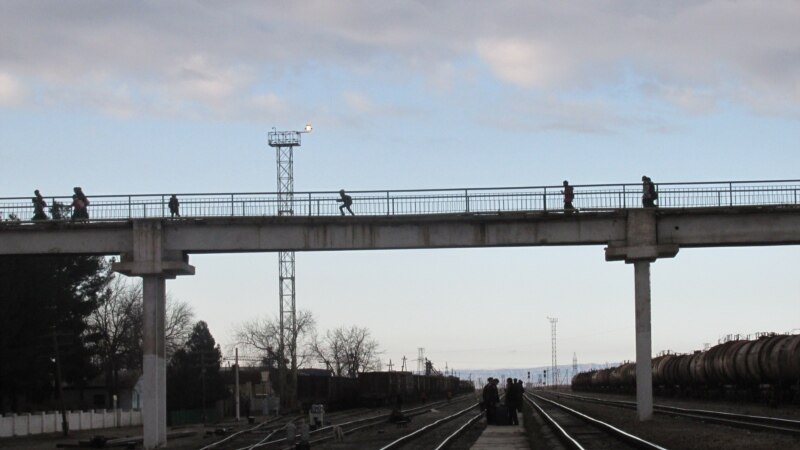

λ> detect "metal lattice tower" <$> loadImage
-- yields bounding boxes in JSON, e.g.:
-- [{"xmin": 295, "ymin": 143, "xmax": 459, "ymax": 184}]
[
  {"xmin": 547, "ymin": 317, "xmax": 558, "ymax": 387},
  {"xmin": 417, "ymin": 348, "xmax": 425, "ymax": 375},
  {"xmin": 268, "ymin": 124, "xmax": 311, "ymax": 408}
]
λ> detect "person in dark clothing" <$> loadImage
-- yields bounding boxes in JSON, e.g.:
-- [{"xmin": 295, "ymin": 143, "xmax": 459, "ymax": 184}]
[
  {"xmin": 506, "ymin": 378, "xmax": 519, "ymax": 425},
  {"xmin": 482, "ymin": 378, "xmax": 499, "ymax": 424},
  {"xmin": 73, "ymin": 187, "xmax": 89, "ymax": 219},
  {"xmin": 516, "ymin": 379, "xmax": 525, "ymax": 412},
  {"xmin": 337, "ymin": 189, "xmax": 354, "ymax": 215},
  {"xmin": 562, "ymin": 180, "xmax": 575, "ymax": 212},
  {"xmin": 641, "ymin": 176, "xmax": 658, "ymax": 208},
  {"xmin": 32, "ymin": 190, "xmax": 47, "ymax": 220},
  {"xmin": 168, "ymin": 194, "xmax": 180, "ymax": 218}
]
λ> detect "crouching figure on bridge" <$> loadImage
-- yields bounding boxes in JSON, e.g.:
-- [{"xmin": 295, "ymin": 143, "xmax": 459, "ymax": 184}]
[
  {"xmin": 641, "ymin": 176, "xmax": 658, "ymax": 208},
  {"xmin": 337, "ymin": 189, "xmax": 354, "ymax": 215}
]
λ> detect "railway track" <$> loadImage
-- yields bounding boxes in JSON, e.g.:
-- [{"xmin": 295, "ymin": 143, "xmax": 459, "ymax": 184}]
[
  {"xmin": 202, "ymin": 398, "xmax": 469, "ymax": 450},
  {"xmin": 525, "ymin": 392, "xmax": 666, "ymax": 450},
  {"xmin": 289, "ymin": 396, "xmax": 480, "ymax": 450},
  {"xmin": 546, "ymin": 391, "xmax": 800, "ymax": 436}
]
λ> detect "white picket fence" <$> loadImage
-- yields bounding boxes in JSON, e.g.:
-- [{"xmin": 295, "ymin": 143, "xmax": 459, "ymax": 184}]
[{"xmin": 0, "ymin": 409, "xmax": 141, "ymax": 438}]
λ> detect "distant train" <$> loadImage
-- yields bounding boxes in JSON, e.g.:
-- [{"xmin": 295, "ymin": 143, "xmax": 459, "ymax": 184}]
[
  {"xmin": 572, "ymin": 333, "xmax": 800, "ymax": 401},
  {"xmin": 297, "ymin": 371, "xmax": 474, "ymax": 411}
]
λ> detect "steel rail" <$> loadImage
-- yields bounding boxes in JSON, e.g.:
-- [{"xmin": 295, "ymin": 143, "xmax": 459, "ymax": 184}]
[
  {"xmin": 378, "ymin": 402, "xmax": 480, "ymax": 450},
  {"xmin": 239, "ymin": 399, "xmax": 455, "ymax": 450},
  {"xmin": 527, "ymin": 393, "xmax": 667, "ymax": 450},
  {"xmin": 524, "ymin": 394, "xmax": 585, "ymax": 450},
  {"xmin": 431, "ymin": 411, "xmax": 484, "ymax": 450},
  {"xmin": 551, "ymin": 391, "xmax": 800, "ymax": 435},
  {"xmin": 198, "ymin": 415, "xmax": 285, "ymax": 450}
]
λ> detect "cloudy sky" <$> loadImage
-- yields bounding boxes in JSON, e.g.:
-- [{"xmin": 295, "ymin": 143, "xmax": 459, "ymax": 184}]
[{"xmin": 2, "ymin": 1, "xmax": 799, "ymax": 373}]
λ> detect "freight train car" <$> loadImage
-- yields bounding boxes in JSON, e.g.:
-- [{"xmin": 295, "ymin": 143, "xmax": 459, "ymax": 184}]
[
  {"xmin": 296, "ymin": 372, "xmax": 359, "ymax": 411},
  {"xmin": 358, "ymin": 371, "xmax": 416, "ymax": 406},
  {"xmin": 572, "ymin": 333, "xmax": 800, "ymax": 402}
]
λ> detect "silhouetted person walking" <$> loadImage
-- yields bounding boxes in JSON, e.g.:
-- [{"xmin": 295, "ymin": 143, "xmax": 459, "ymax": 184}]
[
  {"xmin": 73, "ymin": 187, "xmax": 89, "ymax": 219},
  {"xmin": 641, "ymin": 176, "xmax": 657, "ymax": 208},
  {"xmin": 168, "ymin": 194, "xmax": 180, "ymax": 218},
  {"xmin": 32, "ymin": 190, "xmax": 47, "ymax": 220},
  {"xmin": 562, "ymin": 180, "xmax": 575, "ymax": 212},
  {"xmin": 337, "ymin": 189, "xmax": 354, "ymax": 215}
]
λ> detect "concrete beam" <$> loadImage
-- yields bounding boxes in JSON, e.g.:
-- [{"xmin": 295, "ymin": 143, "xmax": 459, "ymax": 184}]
[{"xmin": 162, "ymin": 213, "xmax": 626, "ymax": 253}]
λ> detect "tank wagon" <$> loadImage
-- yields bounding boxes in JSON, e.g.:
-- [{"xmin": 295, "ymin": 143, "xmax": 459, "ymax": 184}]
[{"xmin": 572, "ymin": 334, "xmax": 800, "ymax": 402}]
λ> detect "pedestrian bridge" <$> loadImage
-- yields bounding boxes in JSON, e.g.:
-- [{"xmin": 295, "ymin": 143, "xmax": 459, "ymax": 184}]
[
  {"xmin": 2, "ymin": 178, "xmax": 799, "ymax": 449},
  {"xmin": 1, "ymin": 179, "xmax": 799, "ymax": 221}
]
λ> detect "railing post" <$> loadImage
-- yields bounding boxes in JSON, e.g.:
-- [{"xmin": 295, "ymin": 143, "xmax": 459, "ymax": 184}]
[
  {"xmin": 464, "ymin": 189, "xmax": 469, "ymax": 213},
  {"xmin": 142, "ymin": 203, "xmax": 146, "ymax": 218},
  {"xmin": 231, "ymin": 194, "xmax": 235, "ymax": 216},
  {"xmin": 308, "ymin": 193, "xmax": 312, "ymax": 216},
  {"xmin": 717, "ymin": 191, "xmax": 721, "ymax": 207},
  {"xmin": 729, "ymin": 182, "xmax": 733, "ymax": 206},
  {"xmin": 543, "ymin": 187, "xmax": 547, "ymax": 211},
  {"xmin": 622, "ymin": 185, "xmax": 626, "ymax": 209},
  {"xmin": 161, "ymin": 195, "xmax": 165, "ymax": 218},
  {"xmin": 386, "ymin": 192, "xmax": 390, "ymax": 216},
  {"xmin": 128, "ymin": 196, "xmax": 132, "ymax": 219}
]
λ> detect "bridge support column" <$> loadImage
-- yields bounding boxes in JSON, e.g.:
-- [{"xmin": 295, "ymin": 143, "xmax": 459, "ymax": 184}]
[
  {"xmin": 605, "ymin": 209, "xmax": 678, "ymax": 422},
  {"xmin": 633, "ymin": 260, "xmax": 653, "ymax": 421},
  {"xmin": 113, "ymin": 221, "xmax": 194, "ymax": 449}
]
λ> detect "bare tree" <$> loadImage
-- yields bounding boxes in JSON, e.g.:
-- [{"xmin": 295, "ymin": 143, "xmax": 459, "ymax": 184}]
[
  {"xmin": 88, "ymin": 275, "xmax": 195, "ymax": 406},
  {"xmin": 87, "ymin": 276, "xmax": 140, "ymax": 405},
  {"xmin": 231, "ymin": 310, "xmax": 315, "ymax": 368},
  {"xmin": 308, "ymin": 326, "xmax": 381, "ymax": 377}
]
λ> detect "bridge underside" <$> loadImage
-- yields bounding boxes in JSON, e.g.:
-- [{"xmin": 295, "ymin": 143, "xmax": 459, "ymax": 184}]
[{"xmin": 1, "ymin": 206, "xmax": 799, "ymax": 256}]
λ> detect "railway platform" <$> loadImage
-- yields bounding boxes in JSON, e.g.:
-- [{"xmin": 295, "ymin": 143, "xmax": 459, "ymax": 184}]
[{"xmin": 470, "ymin": 413, "xmax": 529, "ymax": 449}]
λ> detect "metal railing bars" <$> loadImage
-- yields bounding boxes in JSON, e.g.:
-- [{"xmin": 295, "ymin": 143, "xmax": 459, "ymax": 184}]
[{"xmin": 1, "ymin": 179, "xmax": 798, "ymax": 223}]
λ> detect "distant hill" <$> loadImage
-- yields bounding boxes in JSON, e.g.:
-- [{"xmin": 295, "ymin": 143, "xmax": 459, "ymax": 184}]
[{"xmin": 454, "ymin": 363, "xmax": 618, "ymax": 386}]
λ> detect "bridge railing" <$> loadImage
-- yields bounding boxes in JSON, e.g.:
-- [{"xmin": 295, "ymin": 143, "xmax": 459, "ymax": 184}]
[{"xmin": 1, "ymin": 180, "xmax": 798, "ymax": 223}]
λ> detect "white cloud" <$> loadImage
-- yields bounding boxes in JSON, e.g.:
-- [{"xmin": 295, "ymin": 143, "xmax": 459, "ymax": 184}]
[
  {"xmin": 1, "ymin": 1, "xmax": 798, "ymax": 121},
  {"xmin": 476, "ymin": 39, "xmax": 566, "ymax": 89},
  {"xmin": 0, "ymin": 72, "xmax": 27, "ymax": 106}
]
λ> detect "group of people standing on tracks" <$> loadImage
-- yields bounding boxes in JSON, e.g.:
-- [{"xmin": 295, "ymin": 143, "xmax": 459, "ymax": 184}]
[
  {"xmin": 562, "ymin": 175, "xmax": 658, "ymax": 211},
  {"xmin": 481, "ymin": 377, "xmax": 524, "ymax": 425}
]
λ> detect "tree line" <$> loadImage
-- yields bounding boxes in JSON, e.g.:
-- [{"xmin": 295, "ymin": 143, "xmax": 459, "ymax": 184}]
[{"xmin": 1, "ymin": 254, "xmax": 382, "ymax": 415}]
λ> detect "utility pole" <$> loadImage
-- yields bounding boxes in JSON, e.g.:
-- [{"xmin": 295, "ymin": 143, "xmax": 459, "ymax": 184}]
[
  {"xmin": 572, "ymin": 352, "xmax": 578, "ymax": 380},
  {"xmin": 388, "ymin": 359, "xmax": 394, "ymax": 372},
  {"xmin": 401, "ymin": 356, "xmax": 407, "ymax": 372},
  {"xmin": 52, "ymin": 332, "xmax": 68, "ymax": 437},
  {"xmin": 235, "ymin": 348, "xmax": 240, "ymax": 422},
  {"xmin": 547, "ymin": 317, "xmax": 558, "ymax": 388},
  {"xmin": 268, "ymin": 123, "xmax": 311, "ymax": 410}
]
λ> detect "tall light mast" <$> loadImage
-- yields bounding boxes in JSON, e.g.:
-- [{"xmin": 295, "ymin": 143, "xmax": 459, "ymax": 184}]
[
  {"xmin": 547, "ymin": 317, "xmax": 558, "ymax": 387},
  {"xmin": 268, "ymin": 123, "xmax": 311, "ymax": 409}
]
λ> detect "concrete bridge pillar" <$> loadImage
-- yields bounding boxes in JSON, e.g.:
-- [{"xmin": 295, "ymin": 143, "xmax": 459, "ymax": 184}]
[
  {"xmin": 605, "ymin": 209, "xmax": 678, "ymax": 422},
  {"xmin": 113, "ymin": 221, "xmax": 194, "ymax": 449}
]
